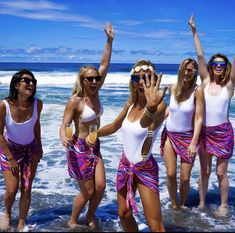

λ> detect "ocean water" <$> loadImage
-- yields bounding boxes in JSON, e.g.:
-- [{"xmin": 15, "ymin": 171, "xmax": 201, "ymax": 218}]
[{"xmin": 0, "ymin": 62, "xmax": 235, "ymax": 232}]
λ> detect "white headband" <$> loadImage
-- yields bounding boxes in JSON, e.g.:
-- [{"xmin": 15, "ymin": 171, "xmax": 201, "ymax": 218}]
[{"xmin": 130, "ymin": 65, "xmax": 154, "ymax": 75}]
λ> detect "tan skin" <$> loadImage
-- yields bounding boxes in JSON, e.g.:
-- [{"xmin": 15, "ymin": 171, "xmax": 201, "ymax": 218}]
[
  {"xmin": 59, "ymin": 22, "xmax": 114, "ymax": 229},
  {"xmin": 189, "ymin": 15, "xmax": 235, "ymax": 214},
  {"xmin": 0, "ymin": 74, "xmax": 43, "ymax": 231},
  {"xmin": 163, "ymin": 62, "xmax": 204, "ymax": 209},
  {"xmin": 97, "ymin": 69, "xmax": 167, "ymax": 232}
]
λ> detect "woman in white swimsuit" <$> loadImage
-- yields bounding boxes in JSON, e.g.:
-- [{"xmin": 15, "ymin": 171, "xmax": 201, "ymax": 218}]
[
  {"xmin": 189, "ymin": 14, "xmax": 235, "ymax": 216},
  {"xmin": 95, "ymin": 60, "xmax": 167, "ymax": 232},
  {"xmin": 59, "ymin": 22, "xmax": 114, "ymax": 229},
  {"xmin": 0, "ymin": 69, "xmax": 43, "ymax": 231}
]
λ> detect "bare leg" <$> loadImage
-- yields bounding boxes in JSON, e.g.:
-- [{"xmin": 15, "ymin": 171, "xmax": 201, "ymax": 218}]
[
  {"xmin": 0, "ymin": 170, "xmax": 19, "ymax": 231},
  {"xmin": 117, "ymin": 185, "xmax": 138, "ymax": 232},
  {"xmin": 216, "ymin": 158, "xmax": 229, "ymax": 216},
  {"xmin": 86, "ymin": 158, "xmax": 106, "ymax": 229},
  {"xmin": 18, "ymin": 156, "xmax": 38, "ymax": 231},
  {"xmin": 68, "ymin": 179, "xmax": 95, "ymax": 228},
  {"xmin": 138, "ymin": 182, "xmax": 165, "ymax": 232},
  {"xmin": 198, "ymin": 143, "xmax": 212, "ymax": 209},
  {"xmin": 179, "ymin": 162, "xmax": 194, "ymax": 207},
  {"xmin": 163, "ymin": 138, "xmax": 178, "ymax": 209}
]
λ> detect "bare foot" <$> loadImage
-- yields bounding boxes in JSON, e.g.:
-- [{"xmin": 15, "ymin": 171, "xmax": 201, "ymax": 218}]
[
  {"xmin": 0, "ymin": 213, "xmax": 11, "ymax": 231},
  {"xmin": 68, "ymin": 219, "xmax": 80, "ymax": 229},
  {"xmin": 215, "ymin": 205, "xmax": 229, "ymax": 217},
  {"xmin": 170, "ymin": 203, "xmax": 179, "ymax": 210},
  {"xmin": 180, "ymin": 205, "xmax": 188, "ymax": 210},
  {"xmin": 86, "ymin": 215, "xmax": 97, "ymax": 230}
]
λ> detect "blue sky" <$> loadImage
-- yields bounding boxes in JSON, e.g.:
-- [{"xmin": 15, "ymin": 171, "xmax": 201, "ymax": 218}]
[{"xmin": 0, "ymin": 0, "xmax": 234, "ymax": 64}]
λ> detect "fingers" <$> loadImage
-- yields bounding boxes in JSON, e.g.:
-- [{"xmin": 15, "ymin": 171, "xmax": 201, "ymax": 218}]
[{"xmin": 155, "ymin": 72, "xmax": 162, "ymax": 89}]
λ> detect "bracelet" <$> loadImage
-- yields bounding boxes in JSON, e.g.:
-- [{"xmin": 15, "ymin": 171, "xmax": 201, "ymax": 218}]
[
  {"xmin": 144, "ymin": 107, "xmax": 155, "ymax": 118},
  {"xmin": 147, "ymin": 130, "xmax": 154, "ymax": 138}
]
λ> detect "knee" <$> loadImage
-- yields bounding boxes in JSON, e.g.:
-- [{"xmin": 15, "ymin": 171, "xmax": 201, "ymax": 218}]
[
  {"xmin": 118, "ymin": 207, "xmax": 132, "ymax": 220},
  {"xmin": 167, "ymin": 171, "xmax": 176, "ymax": 181},
  {"xmin": 217, "ymin": 171, "xmax": 227, "ymax": 182},
  {"xmin": 96, "ymin": 183, "xmax": 106, "ymax": 194},
  {"xmin": 5, "ymin": 188, "xmax": 18, "ymax": 199},
  {"xmin": 200, "ymin": 168, "xmax": 211, "ymax": 179},
  {"xmin": 180, "ymin": 176, "xmax": 190, "ymax": 185}
]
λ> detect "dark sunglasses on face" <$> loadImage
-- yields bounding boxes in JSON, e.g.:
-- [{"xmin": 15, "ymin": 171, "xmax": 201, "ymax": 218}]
[
  {"xmin": 130, "ymin": 74, "xmax": 151, "ymax": 83},
  {"xmin": 212, "ymin": 61, "xmax": 226, "ymax": 68},
  {"xmin": 20, "ymin": 77, "xmax": 37, "ymax": 86},
  {"xmin": 84, "ymin": 76, "xmax": 102, "ymax": 83}
]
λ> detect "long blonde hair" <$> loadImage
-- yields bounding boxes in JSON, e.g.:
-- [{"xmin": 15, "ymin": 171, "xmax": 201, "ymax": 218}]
[
  {"xmin": 129, "ymin": 60, "xmax": 157, "ymax": 104},
  {"xmin": 72, "ymin": 65, "xmax": 99, "ymax": 96},
  {"xmin": 174, "ymin": 58, "xmax": 198, "ymax": 103}
]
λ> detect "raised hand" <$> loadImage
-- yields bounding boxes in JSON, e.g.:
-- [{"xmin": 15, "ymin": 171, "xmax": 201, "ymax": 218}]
[
  {"xmin": 141, "ymin": 72, "xmax": 167, "ymax": 109},
  {"xmin": 189, "ymin": 14, "xmax": 196, "ymax": 34},
  {"xmin": 104, "ymin": 21, "xmax": 114, "ymax": 42}
]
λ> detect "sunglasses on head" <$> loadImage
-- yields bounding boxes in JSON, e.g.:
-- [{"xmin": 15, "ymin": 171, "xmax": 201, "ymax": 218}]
[
  {"xmin": 212, "ymin": 61, "xmax": 226, "ymax": 68},
  {"xmin": 84, "ymin": 76, "xmax": 102, "ymax": 83},
  {"xmin": 130, "ymin": 74, "xmax": 151, "ymax": 83},
  {"xmin": 20, "ymin": 77, "xmax": 37, "ymax": 86}
]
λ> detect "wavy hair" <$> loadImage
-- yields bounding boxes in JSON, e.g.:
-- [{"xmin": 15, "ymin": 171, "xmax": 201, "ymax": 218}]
[
  {"xmin": 207, "ymin": 53, "xmax": 231, "ymax": 86},
  {"xmin": 72, "ymin": 65, "xmax": 99, "ymax": 96},
  {"xmin": 129, "ymin": 60, "xmax": 157, "ymax": 104},
  {"xmin": 174, "ymin": 58, "xmax": 198, "ymax": 103},
  {"xmin": 6, "ymin": 69, "xmax": 37, "ymax": 101}
]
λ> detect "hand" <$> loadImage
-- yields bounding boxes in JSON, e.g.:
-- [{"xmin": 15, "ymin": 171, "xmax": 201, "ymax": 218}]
[
  {"xmin": 141, "ymin": 72, "xmax": 167, "ymax": 109},
  {"xmin": 8, "ymin": 158, "xmax": 19, "ymax": 175},
  {"xmin": 85, "ymin": 135, "xmax": 96, "ymax": 148},
  {"xmin": 61, "ymin": 136, "xmax": 73, "ymax": 148},
  {"xmin": 188, "ymin": 143, "xmax": 197, "ymax": 158},
  {"xmin": 189, "ymin": 14, "xmax": 196, "ymax": 34},
  {"xmin": 104, "ymin": 21, "xmax": 114, "ymax": 42}
]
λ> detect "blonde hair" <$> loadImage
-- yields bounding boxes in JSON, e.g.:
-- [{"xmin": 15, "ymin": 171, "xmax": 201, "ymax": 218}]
[
  {"xmin": 174, "ymin": 58, "xmax": 198, "ymax": 103},
  {"xmin": 208, "ymin": 53, "xmax": 231, "ymax": 86},
  {"xmin": 72, "ymin": 65, "xmax": 99, "ymax": 96},
  {"xmin": 129, "ymin": 60, "xmax": 157, "ymax": 104}
]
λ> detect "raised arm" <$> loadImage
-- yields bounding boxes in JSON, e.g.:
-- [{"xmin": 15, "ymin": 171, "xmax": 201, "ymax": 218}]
[
  {"xmin": 230, "ymin": 56, "xmax": 235, "ymax": 87},
  {"xmin": 189, "ymin": 14, "xmax": 209, "ymax": 85},
  {"xmin": 140, "ymin": 72, "xmax": 167, "ymax": 128},
  {"xmin": 97, "ymin": 100, "xmax": 131, "ymax": 137},
  {"xmin": 98, "ymin": 22, "xmax": 114, "ymax": 88},
  {"xmin": 188, "ymin": 86, "xmax": 204, "ymax": 157}
]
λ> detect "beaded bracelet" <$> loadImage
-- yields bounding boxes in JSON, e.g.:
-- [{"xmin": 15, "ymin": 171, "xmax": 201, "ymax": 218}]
[
  {"xmin": 147, "ymin": 130, "xmax": 154, "ymax": 138},
  {"xmin": 144, "ymin": 107, "xmax": 155, "ymax": 118}
]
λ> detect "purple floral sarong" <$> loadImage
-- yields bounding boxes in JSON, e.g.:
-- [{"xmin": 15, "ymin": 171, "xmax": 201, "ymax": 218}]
[
  {"xmin": 116, "ymin": 151, "xmax": 159, "ymax": 215},
  {"xmin": 160, "ymin": 127, "xmax": 196, "ymax": 164},
  {"xmin": 200, "ymin": 121, "xmax": 234, "ymax": 159},
  {"xmin": 0, "ymin": 137, "xmax": 40, "ymax": 190},
  {"xmin": 67, "ymin": 135, "xmax": 102, "ymax": 180}
]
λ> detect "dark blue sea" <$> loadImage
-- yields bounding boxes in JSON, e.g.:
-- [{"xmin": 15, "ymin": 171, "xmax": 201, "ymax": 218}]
[{"xmin": 0, "ymin": 62, "xmax": 235, "ymax": 232}]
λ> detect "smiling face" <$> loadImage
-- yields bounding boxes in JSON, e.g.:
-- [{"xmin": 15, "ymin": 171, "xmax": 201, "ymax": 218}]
[
  {"xmin": 182, "ymin": 62, "xmax": 197, "ymax": 83},
  {"xmin": 212, "ymin": 57, "xmax": 227, "ymax": 76},
  {"xmin": 81, "ymin": 68, "xmax": 100, "ymax": 95},
  {"xmin": 15, "ymin": 73, "xmax": 36, "ymax": 98}
]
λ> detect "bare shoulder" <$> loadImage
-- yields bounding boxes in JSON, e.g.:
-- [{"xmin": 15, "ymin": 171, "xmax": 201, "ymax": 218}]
[
  {"xmin": 0, "ymin": 100, "xmax": 6, "ymax": 113},
  {"xmin": 36, "ymin": 99, "xmax": 43, "ymax": 110},
  {"xmin": 67, "ymin": 95, "xmax": 84, "ymax": 113}
]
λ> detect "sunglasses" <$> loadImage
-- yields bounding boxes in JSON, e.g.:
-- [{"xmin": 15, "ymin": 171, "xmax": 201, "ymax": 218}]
[
  {"xmin": 212, "ymin": 61, "xmax": 226, "ymax": 68},
  {"xmin": 20, "ymin": 77, "xmax": 37, "ymax": 86},
  {"xmin": 84, "ymin": 76, "xmax": 102, "ymax": 83},
  {"xmin": 131, "ymin": 74, "xmax": 151, "ymax": 83}
]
